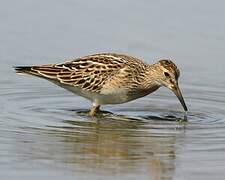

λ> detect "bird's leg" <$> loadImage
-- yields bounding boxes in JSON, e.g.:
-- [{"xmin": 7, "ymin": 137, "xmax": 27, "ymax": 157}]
[{"xmin": 89, "ymin": 103, "xmax": 100, "ymax": 116}]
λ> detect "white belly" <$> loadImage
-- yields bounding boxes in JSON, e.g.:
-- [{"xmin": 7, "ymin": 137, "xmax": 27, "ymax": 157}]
[
  {"xmin": 56, "ymin": 83, "xmax": 159, "ymax": 105},
  {"xmin": 59, "ymin": 84, "xmax": 131, "ymax": 105}
]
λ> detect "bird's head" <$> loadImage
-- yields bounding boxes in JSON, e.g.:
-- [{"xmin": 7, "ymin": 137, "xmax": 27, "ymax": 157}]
[{"xmin": 154, "ymin": 59, "xmax": 188, "ymax": 112}]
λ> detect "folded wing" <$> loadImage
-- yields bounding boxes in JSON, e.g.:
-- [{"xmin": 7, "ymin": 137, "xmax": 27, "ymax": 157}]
[{"xmin": 14, "ymin": 55, "xmax": 126, "ymax": 92}]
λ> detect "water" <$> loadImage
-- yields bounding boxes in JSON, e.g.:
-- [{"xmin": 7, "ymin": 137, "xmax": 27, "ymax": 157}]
[{"xmin": 1, "ymin": 0, "xmax": 225, "ymax": 179}]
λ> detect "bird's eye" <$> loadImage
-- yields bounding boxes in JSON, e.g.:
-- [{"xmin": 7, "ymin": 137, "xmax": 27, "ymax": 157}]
[{"xmin": 164, "ymin": 72, "xmax": 170, "ymax": 77}]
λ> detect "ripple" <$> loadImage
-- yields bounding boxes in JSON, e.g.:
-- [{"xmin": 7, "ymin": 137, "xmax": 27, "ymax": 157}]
[{"xmin": 1, "ymin": 77, "xmax": 225, "ymax": 179}]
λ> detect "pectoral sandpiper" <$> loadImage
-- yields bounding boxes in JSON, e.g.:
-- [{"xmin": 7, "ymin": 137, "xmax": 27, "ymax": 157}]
[{"xmin": 15, "ymin": 53, "xmax": 188, "ymax": 116}]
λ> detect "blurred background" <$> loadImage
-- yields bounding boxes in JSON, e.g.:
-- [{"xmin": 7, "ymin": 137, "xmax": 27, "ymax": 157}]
[{"xmin": 0, "ymin": 0, "xmax": 225, "ymax": 180}]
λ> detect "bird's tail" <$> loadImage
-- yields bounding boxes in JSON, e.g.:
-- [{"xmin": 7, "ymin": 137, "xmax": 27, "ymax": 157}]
[
  {"xmin": 14, "ymin": 65, "xmax": 51, "ymax": 80},
  {"xmin": 14, "ymin": 65, "xmax": 61, "ymax": 79},
  {"xmin": 14, "ymin": 66, "xmax": 33, "ymax": 74}
]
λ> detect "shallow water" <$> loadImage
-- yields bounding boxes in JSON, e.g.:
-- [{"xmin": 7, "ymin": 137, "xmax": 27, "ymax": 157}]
[{"xmin": 1, "ymin": 0, "xmax": 225, "ymax": 180}]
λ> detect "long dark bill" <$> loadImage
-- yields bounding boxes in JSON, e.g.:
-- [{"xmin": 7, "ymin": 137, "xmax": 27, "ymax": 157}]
[{"xmin": 172, "ymin": 84, "xmax": 188, "ymax": 112}]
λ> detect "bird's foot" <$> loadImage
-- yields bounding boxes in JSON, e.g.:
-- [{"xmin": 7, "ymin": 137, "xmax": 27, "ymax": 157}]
[{"xmin": 89, "ymin": 105, "xmax": 100, "ymax": 116}]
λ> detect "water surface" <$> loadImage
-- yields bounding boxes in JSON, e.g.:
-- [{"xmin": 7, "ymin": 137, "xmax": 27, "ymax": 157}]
[{"xmin": 0, "ymin": 0, "xmax": 225, "ymax": 180}]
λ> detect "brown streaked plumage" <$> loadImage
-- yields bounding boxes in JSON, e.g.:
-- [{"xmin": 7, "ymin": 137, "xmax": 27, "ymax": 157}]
[{"xmin": 14, "ymin": 53, "xmax": 188, "ymax": 115}]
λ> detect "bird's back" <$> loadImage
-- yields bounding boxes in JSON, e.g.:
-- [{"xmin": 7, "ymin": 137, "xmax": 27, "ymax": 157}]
[{"xmin": 15, "ymin": 53, "xmax": 148, "ymax": 93}]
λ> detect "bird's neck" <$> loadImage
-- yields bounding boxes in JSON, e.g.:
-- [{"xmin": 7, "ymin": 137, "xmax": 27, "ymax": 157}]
[{"xmin": 142, "ymin": 65, "xmax": 162, "ymax": 89}]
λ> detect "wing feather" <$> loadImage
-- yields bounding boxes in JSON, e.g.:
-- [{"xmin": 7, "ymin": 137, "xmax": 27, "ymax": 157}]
[{"xmin": 15, "ymin": 54, "xmax": 131, "ymax": 92}]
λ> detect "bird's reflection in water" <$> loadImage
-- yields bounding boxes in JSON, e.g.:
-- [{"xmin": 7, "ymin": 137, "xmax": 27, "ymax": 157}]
[{"xmin": 18, "ymin": 111, "xmax": 185, "ymax": 180}]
